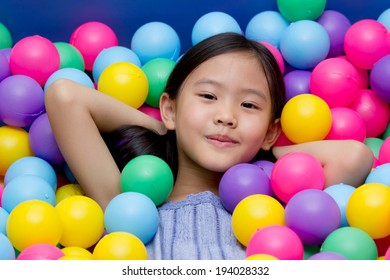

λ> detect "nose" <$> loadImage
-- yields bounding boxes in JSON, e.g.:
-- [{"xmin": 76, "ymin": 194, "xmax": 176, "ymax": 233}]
[{"xmin": 214, "ymin": 106, "xmax": 237, "ymax": 128}]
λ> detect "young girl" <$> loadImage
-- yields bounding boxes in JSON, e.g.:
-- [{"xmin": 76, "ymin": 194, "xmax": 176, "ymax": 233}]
[{"xmin": 45, "ymin": 33, "xmax": 374, "ymax": 260}]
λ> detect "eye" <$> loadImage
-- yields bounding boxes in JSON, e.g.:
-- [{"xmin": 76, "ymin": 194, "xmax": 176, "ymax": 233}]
[
  {"xmin": 199, "ymin": 93, "xmax": 216, "ymax": 100},
  {"xmin": 241, "ymin": 102, "xmax": 259, "ymax": 110}
]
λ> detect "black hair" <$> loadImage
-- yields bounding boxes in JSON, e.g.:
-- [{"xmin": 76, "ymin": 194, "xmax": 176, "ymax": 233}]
[{"xmin": 103, "ymin": 32, "xmax": 286, "ymax": 177}]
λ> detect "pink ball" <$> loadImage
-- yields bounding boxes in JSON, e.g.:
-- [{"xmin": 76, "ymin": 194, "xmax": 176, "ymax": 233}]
[
  {"xmin": 338, "ymin": 56, "xmax": 369, "ymax": 89},
  {"xmin": 9, "ymin": 35, "xmax": 60, "ymax": 86},
  {"xmin": 0, "ymin": 183, "xmax": 3, "ymax": 207},
  {"xmin": 246, "ymin": 225, "xmax": 304, "ymax": 260},
  {"xmin": 270, "ymin": 152, "xmax": 325, "ymax": 203},
  {"xmin": 17, "ymin": 243, "xmax": 65, "ymax": 260},
  {"xmin": 325, "ymin": 107, "xmax": 366, "ymax": 142},
  {"xmin": 273, "ymin": 131, "xmax": 294, "ymax": 147},
  {"xmin": 349, "ymin": 89, "xmax": 390, "ymax": 138},
  {"xmin": 379, "ymin": 137, "xmax": 390, "ymax": 165},
  {"xmin": 310, "ymin": 57, "xmax": 360, "ymax": 108},
  {"xmin": 260, "ymin": 41, "xmax": 285, "ymax": 74},
  {"xmin": 385, "ymin": 246, "xmax": 390, "ymax": 260},
  {"xmin": 344, "ymin": 19, "xmax": 390, "ymax": 70},
  {"xmin": 70, "ymin": 22, "xmax": 118, "ymax": 71},
  {"xmin": 138, "ymin": 106, "xmax": 162, "ymax": 121}
]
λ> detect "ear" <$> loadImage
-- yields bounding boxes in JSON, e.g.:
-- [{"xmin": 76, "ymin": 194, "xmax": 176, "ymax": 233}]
[
  {"xmin": 159, "ymin": 92, "xmax": 176, "ymax": 130},
  {"xmin": 261, "ymin": 119, "xmax": 281, "ymax": 151}
]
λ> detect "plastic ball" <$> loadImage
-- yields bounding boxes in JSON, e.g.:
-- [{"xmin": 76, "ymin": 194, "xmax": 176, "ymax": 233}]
[
  {"xmin": 0, "ymin": 75, "xmax": 45, "ymax": 127},
  {"xmin": 350, "ymin": 89, "xmax": 390, "ymax": 138},
  {"xmin": 346, "ymin": 183, "xmax": 390, "ymax": 239},
  {"xmin": 138, "ymin": 106, "xmax": 162, "ymax": 121},
  {"xmin": 191, "ymin": 12, "xmax": 242, "ymax": 46},
  {"xmin": 28, "ymin": 113, "xmax": 65, "ymax": 165},
  {"xmin": 281, "ymin": 94, "xmax": 332, "ymax": 144},
  {"xmin": 104, "ymin": 192, "xmax": 159, "ymax": 244},
  {"xmin": 0, "ymin": 206, "xmax": 7, "ymax": 235},
  {"xmin": 245, "ymin": 11, "xmax": 289, "ymax": 48},
  {"xmin": 0, "ymin": 23, "xmax": 12, "ymax": 49},
  {"xmin": 321, "ymin": 227, "xmax": 378, "ymax": 260},
  {"xmin": 54, "ymin": 42, "xmax": 85, "ymax": 71},
  {"xmin": 0, "ymin": 52, "xmax": 10, "ymax": 82},
  {"xmin": 260, "ymin": 42, "xmax": 285, "ymax": 74},
  {"xmin": 364, "ymin": 137, "xmax": 383, "ymax": 159},
  {"xmin": 44, "ymin": 68, "xmax": 94, "ymax": 91},
  {"xmin": 325, "ymin": 107, "xmax": 366, "ymax": 142},
  {"xmin": 131, "ymin": 22, "xmax": 181, "ymax": 64},
  {"xmin": 93, "ymin": 231, "xmax": 148, "ymax": 260},
  {"xmin": 0, "ymin": 184, "xmax": 3, "ymax": 208},
  {"xmin": 338, "ymin": 55, "xmax": 369, "ymax": 89},
  {"xmin": 10, "ymin": 35, "xmax": 60, "ymax": 86},
  {"xmin": 120, "ymin": 155, "xmax": 174, "ymax": 206},
  {"xmin": 55, "ymin": 195, "xmax": 104, "ymax": 248},
  {"xmin": 246, "ymin": 225, "xmax": 304, "ymax": 260},
  {"xmin": 385, "ymin": 246, "xmax": 390, "ymax": 260},
  {"xmin": 283, "ymin": 70, "xmax": 312, "ymax": 101},
  {"xmin": 344, "ymin": 19, "xmax": 390, "ymax": 70},
  {"xmin": 55, "ymin": 183, "xmax": 84, "ymax": 205},
  {"xmin": 277, "ymin": 0, "xmax": 326, "ymax": 22},
  {"xmin": 279, "ymin": 20, "xmax": 330, "ymax": 69},
  {"xmin": 271, "ymin": 152, "xmax": 325, "ymax": 203},
  {"xmin": 97, "ymin": 62, "xmax": 148, "ymax": 109},
  {"xmin": 378, "ymin": 8, "xmax": 390, "ymax": 31},
  {"xmin": 310, "ymin": 57, "xmax": 360, "ymax": 108},
  {"xmin": 0, "ymin": 126, "xmax": 34, "ymax": 176},
  {"xmin": 219, "ymin": 163, "xmax": 272, "ymax": 213},
  {"xmin": 17, "ymin": 243, "xmax": 64, "ymax": 260},
  {"xmin": 92, "ymin": 46, "xmax": 141, "ymax": 83},
  {"xmin": 379, "ymin": 138, "xmax": 390, "ymax": 165},
  {"xmin": 6, "ymin": 200, "xmax": 62, "ymax": 251},
  {"xmin": 0, "ymin": 232, "xmax": 15, "ymax": 260},
  {"xmin": 231, "ymin": 194, "xmax": 285, "ymax": 247},
  {"xmin": 245, "ymin": 254, "xmax": 278, "ymax": 260},
  {"xmin": 365, "ymin": 163, "xmax": 390, "ymax": 186},
  {"xmin": 60, "ymin": 246, "xmax": 93, "ymax": 260},
  {"xmin": 308, "ymin": 251, "xmax": 346, "ymax": 260},
  {"xmin": 370, "ymin": 54, "xmax": 390, "ymax": 104},
  {"xmin": 251, "ymin": 160, "xmax": 274, "ymax": 178},
  {"xmin": 70, "ymin": 21, "xmax": 118, "ymax": 71},
  {"xmin": 285, "ymin": 189, "xmax": 341, "ymax": 245}
]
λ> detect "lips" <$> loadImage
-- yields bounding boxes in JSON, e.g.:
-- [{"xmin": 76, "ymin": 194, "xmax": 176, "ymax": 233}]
[{"xmin": 206, "ymin": 134, "xmax": 239, "ymax": 148}]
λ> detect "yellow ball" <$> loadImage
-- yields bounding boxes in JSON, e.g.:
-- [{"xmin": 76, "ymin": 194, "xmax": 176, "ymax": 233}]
[
  {"xmin": 98, "ymin": 62, "xmax": 148, "ymax": 109},
  {"xmin": 245, "ymin": 254, "xmax": 279, "ymax": 260},
  {"xmin": 6, "ymin": 200, "xmax": 63, "ymax": 251},
  {"xmin": 55, "ymin": 196, "xmax": 104, "ymax": 248},
  {"xmin": 93, "ymin": 232, "xmax": 148, "ymax": 260},
  {"xmin": 60, "ymin": 246, "xmax": 93, "ymax": 260},
  {"xmin": 232, "ymin": 194, "xmax": 285, "ymax": 247},
  {"xmin": 55, "ymin": 183, "xmax": 84, "ymax": 205},
  {"xmin": 281, "ymin": 94, "xmax": 332, "ymax": 144},
  {"xmin": 0, "ymin": 126, "xmax": 34, "ymax": 176},
  {"xmin": 346, "ymin": 183, "xmax": 390, "ymax": 239}
]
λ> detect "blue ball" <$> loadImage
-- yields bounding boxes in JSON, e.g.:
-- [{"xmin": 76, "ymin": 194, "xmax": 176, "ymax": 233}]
[
  {"xmin": 280, "ymin": 20, "xmax": 330, "ymax": 69},
  {"xmin": 245, "ymin": 11, "xmax": 289, "ymax": 48},
  {"xmin": 365, "ymin": 163, "xmax": 390, "ymax": 186},
  {"xmin": 192, "ymin": 11, "xmax": 242, "ymax": 45},
  {"xmin": 0, "ymin": 207, "xmax": 9, "ymax": 235},
  {"xmin": 324, "ymin": 183, "xmax": 355, "ymax": 227},
  {"xmin": 131, "ymin": 22, "xmax": 181, "ymax": 64},
  {"xmin": 0, "ymin": 232, "xmax": 15, "ymax": 260},
  {"xmin": 44, "ymin": 68, "xmax": 94, "ymax": 91},
  {"xmin": 378, "ymin": 8, "xmax": 390, "ymax": 31},
  {"xmin": 104, "ymin": 192, "xmax": 159, "ymax": 244},
  {"xmin": 92, "ymin": 46, "xmax": 141, "ymax": 82},
  {"xmin": 1, "ymin": 174, "xmax": 56, "ymax": 213},
  {"xmin": 4, "ymin": 156, "xmax": 57, "ymax": 191}
]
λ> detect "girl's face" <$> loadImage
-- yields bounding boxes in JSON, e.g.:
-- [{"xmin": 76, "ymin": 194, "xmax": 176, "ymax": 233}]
[{"xmin": 161, "ymin": 51, "xmax": 281, "ymax": 173}]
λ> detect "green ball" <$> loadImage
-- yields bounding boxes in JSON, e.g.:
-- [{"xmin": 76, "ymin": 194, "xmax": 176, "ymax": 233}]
[
  {"xmin": 142, "ymin": 58, "xmax": 176, "ymax": 108},
  {"xmin": 0, "ymin": 23, "xmax": 12, "ymax": 49},
  {"xmin": 277, "ymin": 0, "xmax": 326, "ymax": 22},
  {"xmin": 321, "ymin": 227, "xmax": 378, "ymax": 260},
  {"xmin": 120, "ymin": 155, "xmax": 174, "ymax": 206},
  {"xmin": 303, "ymin": 245, "xmax": 320, "ymax": 260},
  {"xmin": 382, "ymin": 123, "xmax": 390, "ymax": 140},
  {"xmin": 364, "ymin": 137, "xmax": 384, "ymax": 158},
  {"xmin": 54, "ymin": 42, "xmax": 85, "ymax": 71}
]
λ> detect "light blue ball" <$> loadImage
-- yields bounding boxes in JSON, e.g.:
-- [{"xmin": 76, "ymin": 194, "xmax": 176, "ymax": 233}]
[
  {"xmin": 4, "ymin": 156, "xmax": 57, "ymax": 191},
  {"xmin": 245, "ymin": 11, "xmax": 289, "ymax": 49},
  {"xmin": 44, "ymin": 68, "xmax": 94, "ymax": 91},
  {"xmin": 324, "ymin": 183, "xmax": 356, "ymax": 227},
  {"xmin": 192, "ymin": 11, "xmax": 242, "ymax": 46},
  {"xmin": 104, "ymin": 192, "xmax": 159, "ymax": 244},
  {"xmin": 280, "ymin": 20, "xmax": 330, "ymax": 69},
  {"xmin": 0, "ymin": 233, "xmax": 15, "ymax": 260},
  {"xmin": 131, "ymin": 22, "xmax": 181, "ymax": 65},
  {"xmin": 365, "ymin": 163, "xmax": 390, "ymax": 187},
  {"xmin": 378, "ymin": 8, "xmax": 390, "ymax": 31},
  {"xmin": 1, "ymin": 175, "xmax": 56, "ymax": 213},
  {"xmin": 92, "ymin": 46, "xmax": 141, "ymax": 82},
  {"xmin": 0, "ymin": 207, "xmax": 9, "ymax": 235}
]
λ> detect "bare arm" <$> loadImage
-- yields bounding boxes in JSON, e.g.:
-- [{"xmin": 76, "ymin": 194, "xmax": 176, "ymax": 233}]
[
  {"xmin": 273, "ymin": 140, "xmax": 374, "ymax": 188},
  {"xmin": 45, "ymin": 79, "xmax": 166, "ymax": 209}
]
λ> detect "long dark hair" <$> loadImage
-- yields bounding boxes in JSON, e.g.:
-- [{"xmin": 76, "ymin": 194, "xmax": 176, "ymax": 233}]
[{"xmin": 103, "ymin": 32, "xmax": 286, "ymax": 177}]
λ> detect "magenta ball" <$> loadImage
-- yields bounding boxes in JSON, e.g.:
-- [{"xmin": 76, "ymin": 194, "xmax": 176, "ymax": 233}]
[
  {"xmin": 0, "ymin": 75, "xmax": 45, "ymax": 127},
  {"xmin": 349, "ymin": 89, "xmax": 390, "ymax": 138},
  {"xmin": 219, "ymin": 163, "xmax": 272, "ymax": 213},
  {"xmin": 338, "ymin": 56, "xmax": 369, "ymax": 89},
  {"xmin": 310, "ymin": 57, "xmax": 360, "ymax": 108},
  {"xmin": 308, "ymin": 251, "xmax": 346, "ymax": 260},
  {"xmin": 385, "ymin": 246, "xmax": 390, "ymax": 260},
  {"xmin": 28, "ymin": 113, "xmax": 65, "ymax": 165},
  {"xmin": 285, "ymin": 189, "xmax": 341, "ymax": 245},
  {"xmin": 344, "ymin": 19, "xmax": 390, "ymax": 70},
  {"xmin": 246, "ymin": 225, "xmax": 304, "ymax": 260},
  {"xmin": 325, "ymin": 107, "xmax": 366, "ymax": 142},
  {"xmin": 17, "ymin": 243, "xmax": 64, "ymax": 260},
  {"xmin": 138, "ymin": 106, "xmax": 162, "ymax": 121},
  {"xmin": 283, "ymin": 70, "xmax": 312, "ymax": 101},
  {"xmin": 260, "ymin": 42, "xmax": 284, "ymax": 74},
  {"xmin": 0, "ymin": 184, "xmax": 3, "ymax": 208},
  {"xmin": 370, "ymin": 54, "xmax": 390, "ymax": 104},
  {"xmin": 10, "ymin": 35, "xmax": 60, "ymax": 86},
  {"xmin": 271, "ymin": 152, "xmax": 325, "ymax": 203},
  {"xmin": 379, "ymin": 137, "xmax": 390, "ymax": 165}
]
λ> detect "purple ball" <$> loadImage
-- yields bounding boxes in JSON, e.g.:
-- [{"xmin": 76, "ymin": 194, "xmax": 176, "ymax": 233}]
[
  {"xmin": 283, "ymin": 70, "xmax": 312, "ymax": 101},
  {"xmin": 370, "ymin": 54, "xmax": 390, "ymax": 103},
  {"xmin": 28, "ymin": 113, "xmax": 65, "ymax": 165},
  {"xmin": 252, "ymin": 160, "xmax": 274, "ymax": 178},
  {"xmin": 0, "ymin": 75, "xmax": 45, "ymax": 127},
  {"xmin": 0, "ymin": 48, "xmax": 11, "ymax": 61},
  {"xmin": 219, "ymin": 163, "xmax": 272, "ymax": 213},
  {"xmin": 0, "ymin": 52, "xmax": 10, "ymax": 82},
  {"xmin": 308, "ymin": 251, "xmax": 347, "ymax": 260},
  {"xmin": 285, "ymin": 189, "xmax": 341, "ymax": 245}
]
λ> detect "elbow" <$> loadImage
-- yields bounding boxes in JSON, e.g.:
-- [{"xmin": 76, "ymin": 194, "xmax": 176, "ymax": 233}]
[{"xmin": 45, "ymin": 79, "xmax": 77, "ymax": 115}]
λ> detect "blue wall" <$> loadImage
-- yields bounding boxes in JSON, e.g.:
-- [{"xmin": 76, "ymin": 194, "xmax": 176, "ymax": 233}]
[{"xmin": 0, "ymin": 0, "xmax": 388, "ymax": 52}]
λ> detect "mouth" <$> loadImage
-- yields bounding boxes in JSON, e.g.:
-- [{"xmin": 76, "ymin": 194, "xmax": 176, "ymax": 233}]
[{"xmin": 206, "ymin": 134, "xmax": 239, "ymax": 148}]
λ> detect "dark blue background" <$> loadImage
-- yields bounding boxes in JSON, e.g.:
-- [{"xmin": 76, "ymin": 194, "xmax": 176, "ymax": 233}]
[{"xmin": 0, "ymin": 0, "xmax": 389, "ymax": 52}]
